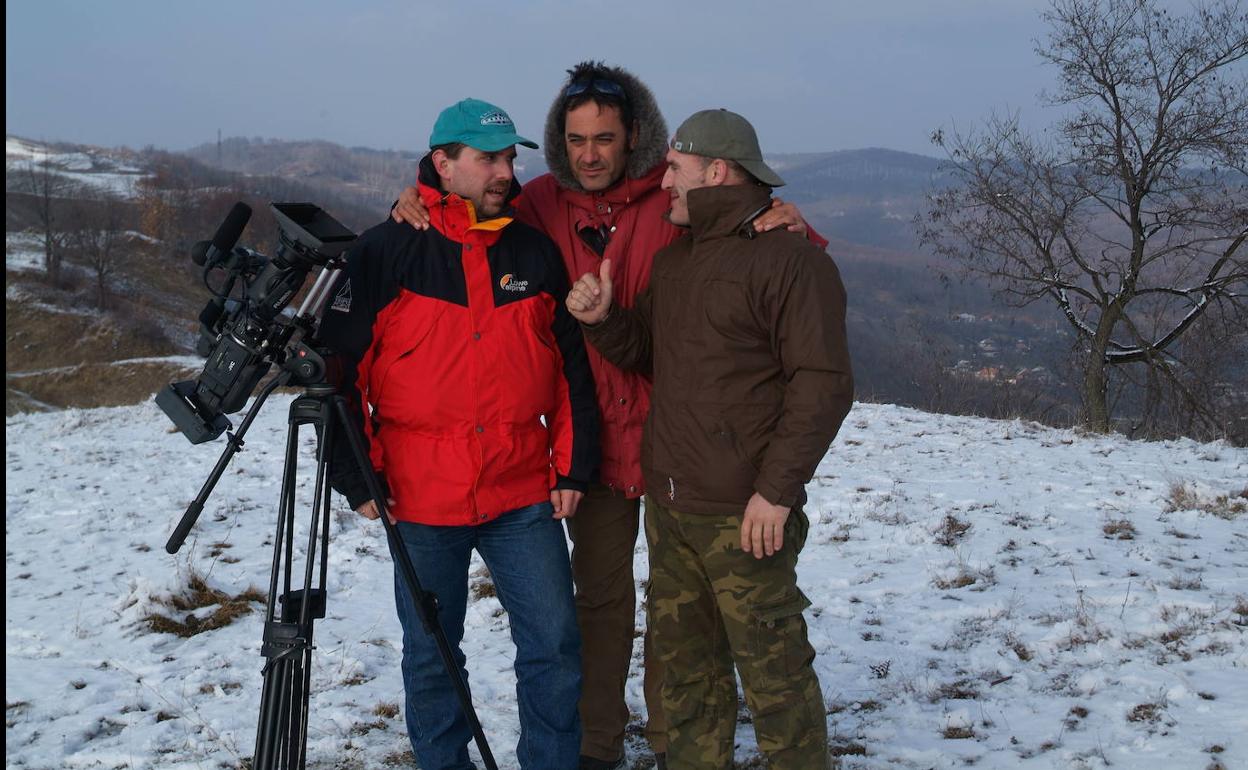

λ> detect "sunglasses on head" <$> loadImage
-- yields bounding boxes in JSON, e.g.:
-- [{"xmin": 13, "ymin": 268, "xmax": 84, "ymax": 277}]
[{"xmin": 564, "ymin": 77, "xmax": 627, "ymax": 100}]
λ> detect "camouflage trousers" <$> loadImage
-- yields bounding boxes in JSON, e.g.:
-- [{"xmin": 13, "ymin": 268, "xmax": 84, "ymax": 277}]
[{"xmin": 645, "ymin": 498, "xmax": 828, "ymax": 770}]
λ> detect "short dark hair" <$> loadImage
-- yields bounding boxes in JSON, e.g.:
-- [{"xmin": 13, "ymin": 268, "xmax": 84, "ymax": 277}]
[
  {"xmin": 431, "ymin": 142, "xmax": 467, "ymax": 160},
  {"xmin": 558, "ymin": 61, "xmax": 635, "ymax": 137}
]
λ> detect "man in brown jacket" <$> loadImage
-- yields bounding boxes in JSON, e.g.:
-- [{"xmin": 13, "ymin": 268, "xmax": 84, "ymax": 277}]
[{"xmin": 566, "ymin": 108, "xmax": 853, "ymax": 769}]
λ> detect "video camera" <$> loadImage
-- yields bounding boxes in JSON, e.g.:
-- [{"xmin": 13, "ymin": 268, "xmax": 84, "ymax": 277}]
[{"xmin": 156, "ymin": 202, "xmax": 356, "ymax": 444}]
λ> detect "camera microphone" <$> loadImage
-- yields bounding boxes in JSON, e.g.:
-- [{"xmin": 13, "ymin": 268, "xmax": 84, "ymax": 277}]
[{"xmin": 194, "ymin": 202, "xmax": 253, "ymax": 266}]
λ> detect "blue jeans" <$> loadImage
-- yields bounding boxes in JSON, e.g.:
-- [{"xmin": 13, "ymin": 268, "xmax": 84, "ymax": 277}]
[{"xmin": 393, "ymin": 501, "xmax": 582, "ymax": 770}]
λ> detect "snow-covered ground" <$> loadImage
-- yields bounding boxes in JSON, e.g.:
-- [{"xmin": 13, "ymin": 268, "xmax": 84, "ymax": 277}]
[
  {"xmin": 7, "ymin": 136, "xmax": 148, "ymax": 197},
  {"xmin": 6, "ymin": 231, "xmax": 47, "ymax": 273},
  {"xmin": 6, "ymin": 399, "xmax": 1246, "ymax": 769}
]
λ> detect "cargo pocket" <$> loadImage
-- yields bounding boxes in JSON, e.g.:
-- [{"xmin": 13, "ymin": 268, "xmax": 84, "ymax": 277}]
[
  {"xmin": 749, "ymin": 589, "xmax": 813, "ymax": 682},
  {"xmin": 787, "ymin": 506, "xmax": 810, "ymax": 554}
]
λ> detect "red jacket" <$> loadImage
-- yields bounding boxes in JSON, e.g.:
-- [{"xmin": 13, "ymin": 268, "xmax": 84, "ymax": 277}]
[
  {"xmin": 517, "ymin": 165, "xmax": 829, "ymax": 498},
  {"xmin": 322, "ymin": 159, "xmax": 599, "ymax": 525},
  {"xmin": 517, "ymin": 164, "xmax": 677, "ymax": 496}
]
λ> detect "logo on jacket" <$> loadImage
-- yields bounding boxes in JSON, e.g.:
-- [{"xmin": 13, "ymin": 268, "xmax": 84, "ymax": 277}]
[
  {"xmin": 499, "ymin": 273, "xmax": 530, "ymax": 293},
  {"xmin": 330, "ymin": 279, "xmax": 352, "ymax": 312},
  {"xmin": 480, "ymin": 111, "xmax": 514, "ymax": 127}
]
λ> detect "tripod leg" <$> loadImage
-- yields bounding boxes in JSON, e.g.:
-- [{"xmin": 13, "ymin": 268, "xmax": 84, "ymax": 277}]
[
  {"xmin": 254, "ymin": 408, "xmax": 302, "ymax": 770},
  {"xmin": 330, "ymin": 396, "xmax": 498, "ymax": 770},
  {"xmin": 253, "ymin": 394, "xmax": 333, "ymax": 770}
]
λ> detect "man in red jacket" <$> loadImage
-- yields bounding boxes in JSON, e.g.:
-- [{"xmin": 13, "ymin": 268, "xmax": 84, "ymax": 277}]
[
  {"xmin": 392, "ymin": 63, "xmax": 821, "ymax": 770},
  {"xmin": 323, "ymin": 98, "xmax": 598, "ymax": 770}
]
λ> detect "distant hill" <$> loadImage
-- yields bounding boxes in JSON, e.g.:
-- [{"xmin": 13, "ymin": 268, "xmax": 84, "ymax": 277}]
[
  {"xmin": 183, "ymin": 137, "xmax": 950, "ymax": 252},
  {"xmin": 183, "ymin": 137, "xmax": 547, "ymax": 218},
  {"xmin": 6, "ymin": 133, "xmax": 1078, "ymax": 428},
  {"xmin": 764, "ymin": 148, "xmax": 950, "ymax": 252},
  {"xmin": 772, "ymin": 147, "xmax": 948, "ymax": 197}
]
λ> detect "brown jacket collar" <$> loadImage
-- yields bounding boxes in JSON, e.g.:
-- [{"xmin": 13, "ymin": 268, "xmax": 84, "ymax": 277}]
[{"xmin": 686, "ymin": 184, "xmax": 774, "ymax": 242}]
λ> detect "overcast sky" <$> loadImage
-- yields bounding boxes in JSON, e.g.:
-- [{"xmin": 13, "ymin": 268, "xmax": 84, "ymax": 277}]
[{"xmin": 7, "ymin": 0, "xmax": 1070, "ymax": 157}]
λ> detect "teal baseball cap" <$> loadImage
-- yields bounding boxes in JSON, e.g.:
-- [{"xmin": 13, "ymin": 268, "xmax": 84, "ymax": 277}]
[{"xmin": 429, "ymin": 98, "xmax": 538, "ymax": 152}]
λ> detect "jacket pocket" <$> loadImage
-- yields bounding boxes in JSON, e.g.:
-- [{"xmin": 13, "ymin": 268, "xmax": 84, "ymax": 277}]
[
  {"xmin": 372, "ymin": 303, "xmax": 446, "ymax": 406},
  {"xmin": 748, "ymin": 590, "xmax": 814, "ymax": 682},
  {"xmin": 696, "ymin": 407, "xmax": 775, "ymax": 504},
  {"xmin": 691, "ymin": 422, "xmax": 759, "ymax": 505},
  {"xmin": 701, "ymin": 278, "xmax": 756, "ymax": 342}
]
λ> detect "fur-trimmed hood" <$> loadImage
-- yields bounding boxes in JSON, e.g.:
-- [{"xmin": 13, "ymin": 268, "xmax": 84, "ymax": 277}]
[{"xmin": 543, "ymin": 63, "xmax": 668, "ymax": 193}]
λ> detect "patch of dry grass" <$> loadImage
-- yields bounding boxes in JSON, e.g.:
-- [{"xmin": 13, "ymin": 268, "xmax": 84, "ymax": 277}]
[
  {"xmin": 5, "ymin": 293, "xmax": 175, "ymax": 372},
  {"xmin": 934, "ymin": 514, "xmax": 972, "ymax": 547},
  {"xmin": 382, "ymin": 750, "xmax": 415, "ymax": 767},
  {"xmin": 348, "ymin": 719, "xmax": 388, "ymax": 736},
  {"xmin": 8, "ymin": 359, "xmax": 198, "ymax": 414},
  {"xmin": 143, "ymin": 571, "xmax": 266, "ymax": 638},
  {"xmin": 1166, "ymin": 574, "xmax": 1204, "ymax": 591},
  {"xmin": 1232, "ymin": 596, "xmax": 1248, "ymax": 626},
  {"xmin": 830, "ymin": 742, "xmax": 868, "ymax": 757},
  {"xmin": 1102, "ymin": 518, "xmax": 1137, "ymax": 540},
  {"xmin": 931, "ymin": 679, "xmax": 980, "ymax": 702},
  {"xmin": 1127, "ymin": 702, "xmax": 1163, "ymax": 723},
  {"xmin": 471, "ymin": 578, "xmax": 496, "ymax": 600},
  {"xmin": 1004, "ymin": 632, "xmax": 1034, "ymax": 662},
  {"xmin": 933, "ymin": 561, "xmax": 996, "ymax": 591},
  {"xmin": 372, "ymin": 702, "xmax": 401, "ymax": 719},
  {"xmin": 1166, "ymin": 482, "xmax": 1247, "ymax": 520}
]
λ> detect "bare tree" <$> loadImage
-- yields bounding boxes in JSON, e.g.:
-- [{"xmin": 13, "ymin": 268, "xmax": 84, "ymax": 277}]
[
  {"xmin": 67, "ymin": 192, "xmax": 126, "ymax": 310},
  {"xmin": 17, "ymin": 155, "xmax": 75, "ymax": 285},
  {"xmin": 920, "ymin": 0, "xmax": 1248, "ymax": 436}
]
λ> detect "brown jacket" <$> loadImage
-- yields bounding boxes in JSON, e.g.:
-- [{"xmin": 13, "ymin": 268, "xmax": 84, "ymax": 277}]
[{"xmin": 584, "ymin": 183, "xmax": 853, "ymax": 515}]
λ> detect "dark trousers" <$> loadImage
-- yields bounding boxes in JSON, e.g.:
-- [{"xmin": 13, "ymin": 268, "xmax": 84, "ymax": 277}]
[{"xmin": 566, "ymin": 483, "xmax": 667, "ymax": 760}]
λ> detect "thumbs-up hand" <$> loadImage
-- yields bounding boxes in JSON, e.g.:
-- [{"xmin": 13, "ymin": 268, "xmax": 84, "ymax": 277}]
[{"xmin": 567, "ymin": 258, "xmax": 615, "ymax": 325}]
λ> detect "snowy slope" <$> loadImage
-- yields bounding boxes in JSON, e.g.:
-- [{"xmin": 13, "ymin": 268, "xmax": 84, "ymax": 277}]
[
  {"xmin": 6, "ymin": 399, "xmax": 1246, "ymax": 769},
  {"xmin": 7, "ymin": 136, "xmax": 148, "ymax": 197}
]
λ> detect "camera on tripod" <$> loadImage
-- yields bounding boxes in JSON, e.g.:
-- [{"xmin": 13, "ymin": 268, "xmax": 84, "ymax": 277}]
[
  {"xmin": 154, "ymin": 200, "xmax": 500, "ymax": 769},
  {"xmin": 156, "ymin": 202, "xmax": 356, "ymax": 444}
]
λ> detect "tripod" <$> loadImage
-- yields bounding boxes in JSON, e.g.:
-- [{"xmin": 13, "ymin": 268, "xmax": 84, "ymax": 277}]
[{"xmin": 165, "ymin": 362, "xmax": 498, "ymax": 770}]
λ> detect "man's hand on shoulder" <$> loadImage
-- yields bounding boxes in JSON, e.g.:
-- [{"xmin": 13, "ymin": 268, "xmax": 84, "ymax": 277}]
[
  {"xmin": 753, "ymin": 198, "xmax": 807, "ymax": 237},
  {"xmin": 392, "ymin": 185, "xmax": 431, "ymax": 230},
  {"xmin": 740, "ymin": 492, "xmax": 791, "ymax": 559}
]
